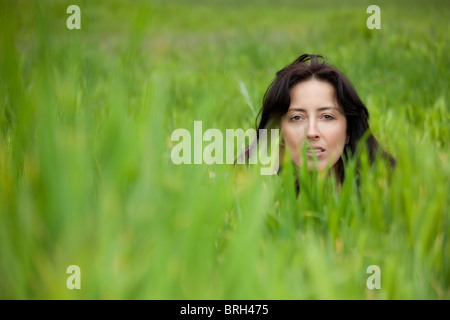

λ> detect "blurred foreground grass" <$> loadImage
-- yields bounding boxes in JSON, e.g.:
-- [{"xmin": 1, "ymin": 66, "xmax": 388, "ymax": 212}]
[{"xmin": 0, "ymin": 0, "xmax": 449, "ymax": 299}]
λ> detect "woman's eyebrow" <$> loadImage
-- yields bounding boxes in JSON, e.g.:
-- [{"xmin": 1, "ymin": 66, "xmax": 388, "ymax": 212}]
[{"xmin": 288, "ymin": 106, "xmax": 340, "ymax": 112}]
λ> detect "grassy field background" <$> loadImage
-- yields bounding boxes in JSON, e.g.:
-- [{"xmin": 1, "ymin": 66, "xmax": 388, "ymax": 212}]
[{"xmin": 0, "ymin": 0, "xmax": 449, "ymax": 299}]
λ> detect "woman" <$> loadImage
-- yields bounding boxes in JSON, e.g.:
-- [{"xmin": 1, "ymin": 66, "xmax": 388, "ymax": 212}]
[{"xmin": 250, "ymin": 53, "xmax": 395, "ymax": 184}]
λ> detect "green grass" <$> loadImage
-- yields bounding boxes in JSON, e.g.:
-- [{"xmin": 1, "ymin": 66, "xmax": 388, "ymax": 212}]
[{"xmin": 0, "ymin": 0, "xmax": 448, "ymax": 299}]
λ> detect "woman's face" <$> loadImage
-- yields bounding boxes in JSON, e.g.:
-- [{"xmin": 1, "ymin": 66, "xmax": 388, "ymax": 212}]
[{"xmin": 281, "ymin": 79, "xmax": 348, "ymax": 171}]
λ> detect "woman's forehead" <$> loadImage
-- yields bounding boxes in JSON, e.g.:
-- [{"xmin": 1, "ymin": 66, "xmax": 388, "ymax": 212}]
[{"xmin": 287, "ymin": 80, "xmax": 344, "ymax": 111}]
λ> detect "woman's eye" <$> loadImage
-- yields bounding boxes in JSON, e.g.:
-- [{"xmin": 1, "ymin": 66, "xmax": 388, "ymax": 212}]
[
  {"xmin": 322, "ymin": 114, "xmax": 335, "ymax": 120},
  {"xmin": 290, "ymin": 115, "xmax": 303, "ymax": 121}
]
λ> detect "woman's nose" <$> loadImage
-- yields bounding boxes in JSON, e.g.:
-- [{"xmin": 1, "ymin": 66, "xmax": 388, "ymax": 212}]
[{"xmin": 306, "ymin": 120, "xmax": 320, "ymax": 140}]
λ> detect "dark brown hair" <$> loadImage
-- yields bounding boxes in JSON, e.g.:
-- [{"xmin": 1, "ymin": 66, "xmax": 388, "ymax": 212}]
[{"xmin": 253, "ymin": 53, "xmax": 395, "ymax": 183}]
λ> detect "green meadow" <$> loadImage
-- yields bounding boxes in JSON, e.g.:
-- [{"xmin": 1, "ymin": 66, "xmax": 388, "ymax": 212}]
[{"xmin": 0, "ymin": 0, "xmax": 448, "ymax": 299}]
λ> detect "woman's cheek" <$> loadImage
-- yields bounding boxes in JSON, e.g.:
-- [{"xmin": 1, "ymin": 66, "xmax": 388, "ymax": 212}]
[{"xmin": 282, "ymin": 126, "xmax": 305, "ymax": 165}]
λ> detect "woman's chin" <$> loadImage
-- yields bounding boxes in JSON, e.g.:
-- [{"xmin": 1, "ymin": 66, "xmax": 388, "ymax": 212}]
[
  {"xmin": 302, "ymin": 160, "xmax": 333, "ymax": 173},
  {"xmin": 291, "ymin": 156, "xmax": 335, "ymax": 173},
  {"xmin": 305, "ymin": 159, "xmax": 323, "ymax": 171}
]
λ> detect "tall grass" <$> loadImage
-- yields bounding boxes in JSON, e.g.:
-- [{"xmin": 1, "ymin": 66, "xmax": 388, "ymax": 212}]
[{"xmin": 0, "ymin": 0, "xmax": 448, "ymax": 299}]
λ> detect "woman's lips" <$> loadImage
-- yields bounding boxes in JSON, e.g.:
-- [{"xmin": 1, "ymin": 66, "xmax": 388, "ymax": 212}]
[{"xmin": 307, "ymin": 147, "xmax": 325, "ymax": 157}]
